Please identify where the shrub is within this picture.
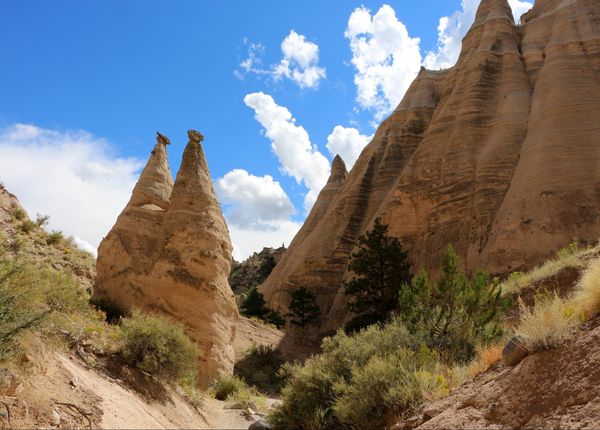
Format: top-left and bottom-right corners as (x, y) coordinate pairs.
(18, 220), (36, 234)
(572, 256), (600, 319)
(400, 246), (511, 363)
(120, 310), (198, 384)
(235, 344), (284, 394)
(12, 207), (26, 220)
(287, 287), (320, 328)
(240, 286), (285, 328)
(46, 230), (64, 245)
(344, 218), (412, 332)
(269, 320), (448, 430)
(34, 213), (50, 228)
(210, 374), (266, 409)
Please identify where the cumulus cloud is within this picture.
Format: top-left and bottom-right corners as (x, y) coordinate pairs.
(238, 31), (326, 89)
(0, 124), (142, 255)
(243, 92), (331, 211)
(423, 0), (533, 70)
(326, 126), (371, 169)
(345, 5), (422, 121)
(215, 169), (295, 229)
(215, 169), (301, 260)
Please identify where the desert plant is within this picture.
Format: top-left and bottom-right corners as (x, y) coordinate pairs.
(403, 246), (511, 363)
(269, 320), (450, 430)
(240, 285), (268, 319)
(344, 218), (411, 332)
(34, 213), (50, 228)
(287, 287), (320, 329)
(18, 219), (36, 234)
(572, 256), (600, 318)
(516, 292), (579, 351)
(235, 344), (284, 394)
(120, 310), (198, 384)
(46, 230), (64, 245)
(12, 207), (26, 220)
(210, 374), (266, 409)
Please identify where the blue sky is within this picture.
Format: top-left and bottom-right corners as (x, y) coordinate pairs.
(0, 0), (532, 259)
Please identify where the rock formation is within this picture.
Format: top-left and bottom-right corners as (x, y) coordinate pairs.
(260, 0), (600, 332)
(93, 131), (238, 388)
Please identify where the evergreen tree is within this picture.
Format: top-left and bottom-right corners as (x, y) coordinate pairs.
(240, 285), (268, 319)
(287, 287), (321, 328)
(400, 246), (512, 362)
(344, 218), (411, 332)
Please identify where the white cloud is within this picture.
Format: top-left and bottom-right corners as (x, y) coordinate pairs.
(0, 124), (142, 256)
(238, 31), (326, 89)
(423, 0), (533, 70)
(215, 169), (295, 229)
(345, 5), (422, 121)
(215, 169), (301, 260)
(243, 92), (331, 211)
(326, 126), (371, 169)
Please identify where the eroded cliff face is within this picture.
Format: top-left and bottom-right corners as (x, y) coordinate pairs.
(93, 131), (238, 388)
(260, 0), (600, 332)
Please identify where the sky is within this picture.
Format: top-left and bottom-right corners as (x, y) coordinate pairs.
(0, 0), (532, 260)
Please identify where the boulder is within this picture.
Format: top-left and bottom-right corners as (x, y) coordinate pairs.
(502, 336), (530, 366)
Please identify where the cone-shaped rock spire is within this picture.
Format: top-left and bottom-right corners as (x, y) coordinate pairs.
(327, 154), (348, 186)
(94, 129), (238, 389)
(128, 132), (174, 210)
(474, 0), (514, 25)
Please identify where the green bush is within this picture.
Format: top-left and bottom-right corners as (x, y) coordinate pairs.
(399, 246), (512, 363)
(269, 320), (447, 430)
(46, 230), (64, 245)
(120, 310), (198, 384)
(240, 286), (285, 328)
(210, 374), (249, 400)
(12, 207), (26, 220)
(235, 344), (284, 394)
(18, 219), (36, 234)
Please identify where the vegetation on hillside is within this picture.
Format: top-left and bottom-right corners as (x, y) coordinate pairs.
(286, 287), (321, 329)
(270, 241), (511, 429)
(240, 285), (285, 328)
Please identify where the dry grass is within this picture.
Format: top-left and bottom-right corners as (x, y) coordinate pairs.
(464, 342), (504, 379)
(572, 256), (600, 319)
(516, 293), (580, 351)
(500, 242), (600, 295)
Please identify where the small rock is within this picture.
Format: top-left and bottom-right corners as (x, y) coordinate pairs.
(502, 336), (530, 366)
(0, 368), (21, 396)
(390, 415), (422, 430)
(51, 409), (61, 426)
(69, 378), (80, 388)
(249, 418), (271, 430)
(91, 346), (106, 357)
(422, 406), (443, 421)
(0, 409), (6, 418)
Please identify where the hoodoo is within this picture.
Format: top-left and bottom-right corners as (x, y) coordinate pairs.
(93, 130), (238, 388)
(260, 0), (600, 332)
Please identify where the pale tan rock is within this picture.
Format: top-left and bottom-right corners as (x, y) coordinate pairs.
(261, 0), (600, 332)
(93, 131), (238, 388)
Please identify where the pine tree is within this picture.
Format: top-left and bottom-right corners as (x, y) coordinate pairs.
(287, 287), (320, 328)
(344, 218), (411, 332)
(240, 285), (268, 319)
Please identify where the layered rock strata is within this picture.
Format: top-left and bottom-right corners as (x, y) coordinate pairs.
(94, 131), (238, 387)
(260, 0), (600, 332)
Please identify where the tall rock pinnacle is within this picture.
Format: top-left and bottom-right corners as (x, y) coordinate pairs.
(128, 132), (174, 210)
(94, 130), (238, 388)
(261, 0), (600, 333)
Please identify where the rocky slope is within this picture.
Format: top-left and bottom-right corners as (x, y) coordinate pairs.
(229, 246), (286, 297)
(93, 131), (238, 388)
(260, 0), (600, 332)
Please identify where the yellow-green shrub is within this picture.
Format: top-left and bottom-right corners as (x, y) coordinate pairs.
(120, 310), (198, 384)
(269, 321), (448, 430)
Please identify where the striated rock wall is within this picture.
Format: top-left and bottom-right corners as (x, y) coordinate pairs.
(260, 0), (600, 332)
(93, 131), (238, 388)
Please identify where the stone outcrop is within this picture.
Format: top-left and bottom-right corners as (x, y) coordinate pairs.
(93, 131), (238, 388)
(260, 0), (600, 332)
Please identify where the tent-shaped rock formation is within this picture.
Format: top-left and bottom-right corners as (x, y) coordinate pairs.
(260, 0), (600, 332)
(93, 130), (238, 388)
